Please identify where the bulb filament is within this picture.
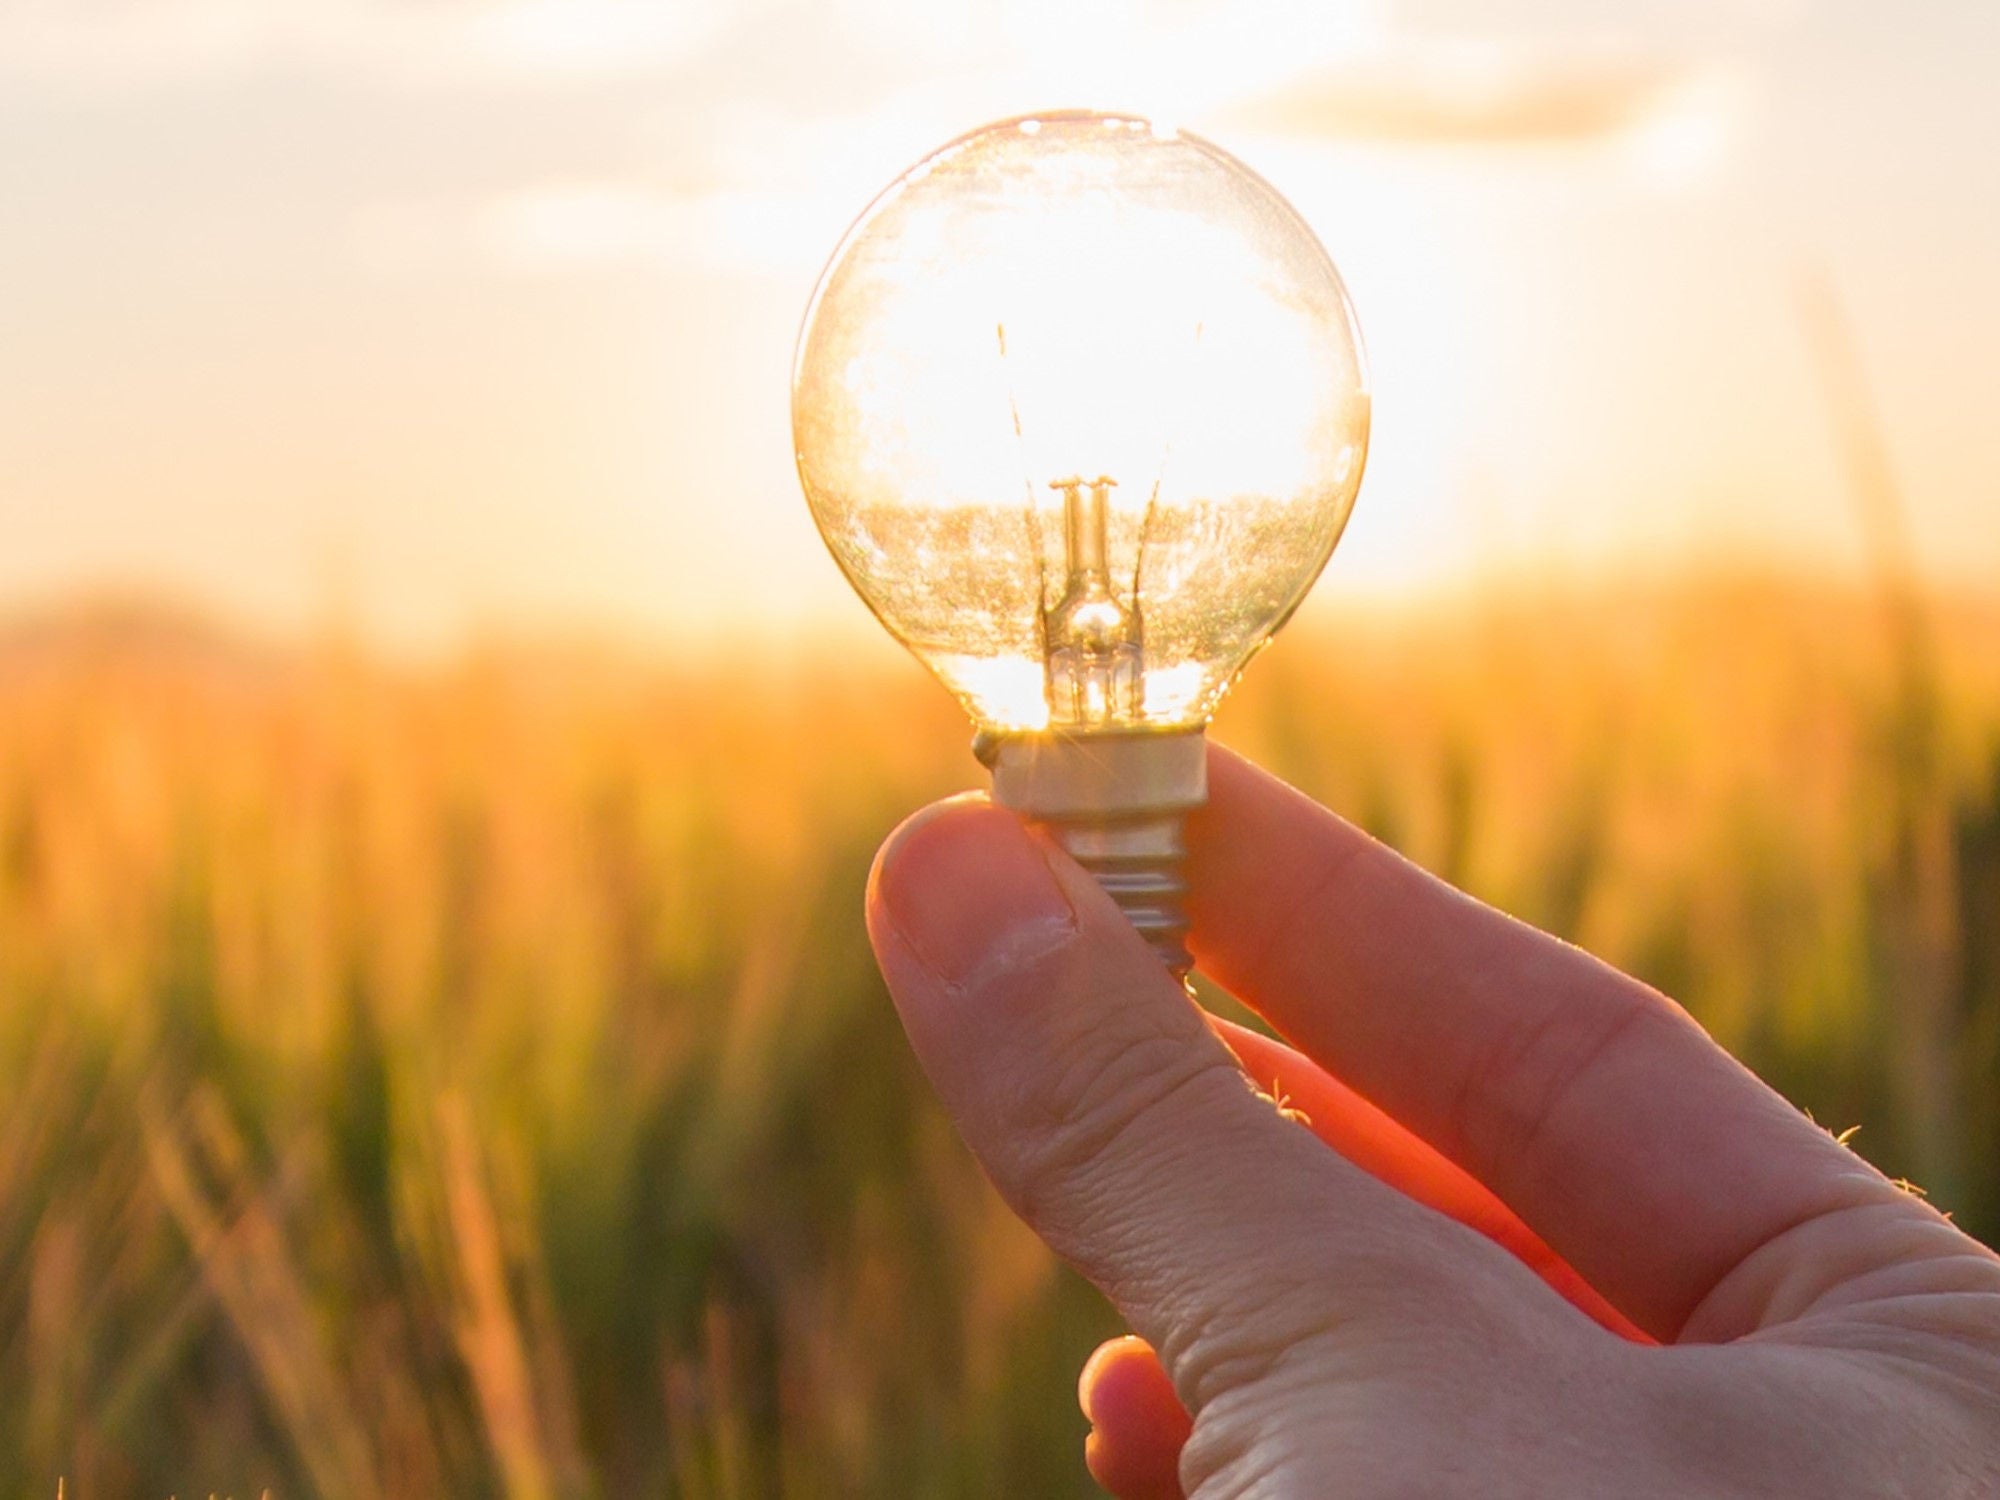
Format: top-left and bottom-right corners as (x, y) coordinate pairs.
(1044, 475), (1143, 726)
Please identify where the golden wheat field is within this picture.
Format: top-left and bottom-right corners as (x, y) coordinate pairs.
(2, 572), (1998, 1496)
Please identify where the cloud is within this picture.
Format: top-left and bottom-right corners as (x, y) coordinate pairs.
(1624, 66), (1748, 187)
(0, 0), (730, 93)
(349, 178), (848, 280)
(473, 183), (685, 273)
(349, 100), (988, 281)
(1224, 43), (1720, 146)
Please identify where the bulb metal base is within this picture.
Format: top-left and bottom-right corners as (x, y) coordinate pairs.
(979, 728), (1207, 977)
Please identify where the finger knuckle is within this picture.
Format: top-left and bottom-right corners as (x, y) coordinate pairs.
(1001, 1022), (1232, 1215)
(1452, 971), (1670, 1187)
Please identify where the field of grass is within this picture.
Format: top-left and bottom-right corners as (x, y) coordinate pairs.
(1, 573), (1997, 1496)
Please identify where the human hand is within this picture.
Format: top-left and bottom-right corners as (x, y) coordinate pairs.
(866, 748), (2000, 1498)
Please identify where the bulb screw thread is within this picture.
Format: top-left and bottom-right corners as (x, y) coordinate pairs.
(1043, 810), (1193, 975)
(980, 727), (1207, 979)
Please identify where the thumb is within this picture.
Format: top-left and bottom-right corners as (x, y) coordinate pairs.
(866, 796), (1498, 1409)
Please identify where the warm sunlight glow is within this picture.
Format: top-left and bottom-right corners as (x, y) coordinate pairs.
(473, 0), (724, 76)
(4, 0), (1997, 649)
(794, 114), (1367, 732)
(833, 158), (1341, 512)
(6, 9), (2000, 1486)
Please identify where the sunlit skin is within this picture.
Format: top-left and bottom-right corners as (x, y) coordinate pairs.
(1074, 1018), (1648, 1497)
(866, 747), (2000, 1497)
(1076, 1005), (1655, 1500)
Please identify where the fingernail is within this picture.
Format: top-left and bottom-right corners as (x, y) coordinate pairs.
(872, 798), (1078, 990)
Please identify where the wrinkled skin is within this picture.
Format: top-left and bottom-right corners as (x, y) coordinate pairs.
(867, 748), (2000, 1499)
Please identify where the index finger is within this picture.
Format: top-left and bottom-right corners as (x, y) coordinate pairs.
(1188, 746), (1913, 1340)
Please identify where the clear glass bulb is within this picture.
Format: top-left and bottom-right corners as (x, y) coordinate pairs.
(793, 110), (1369, 736)
(792, 111), (1369, 971)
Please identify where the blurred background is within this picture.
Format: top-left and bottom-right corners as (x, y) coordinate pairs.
(3, 0), (1998, 1493)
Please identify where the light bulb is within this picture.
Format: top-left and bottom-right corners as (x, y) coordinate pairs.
(793, 111), (1369, 972)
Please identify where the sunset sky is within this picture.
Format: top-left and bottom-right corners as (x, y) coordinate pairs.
(3, 0), (1996, 654)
